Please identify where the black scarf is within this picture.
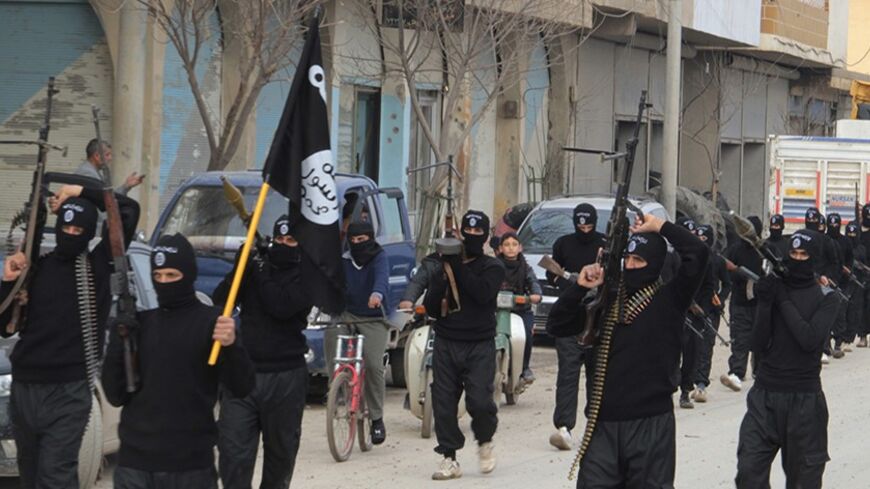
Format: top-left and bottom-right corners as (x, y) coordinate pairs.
(499, 254), (527, 294)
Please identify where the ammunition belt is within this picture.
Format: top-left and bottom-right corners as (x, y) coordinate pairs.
(569, 278), (663, 480)
(76, 253), (100, 391)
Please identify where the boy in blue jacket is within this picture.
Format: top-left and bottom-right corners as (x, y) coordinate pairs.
(326, 220), (391, 445)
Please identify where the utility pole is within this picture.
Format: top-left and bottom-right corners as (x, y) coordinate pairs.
(661, 0), (681, 218)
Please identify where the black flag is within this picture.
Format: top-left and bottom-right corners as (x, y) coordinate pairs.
(263, 13), (345, 314)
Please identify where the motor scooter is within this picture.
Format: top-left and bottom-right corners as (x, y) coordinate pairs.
(494, 291), (528, 405)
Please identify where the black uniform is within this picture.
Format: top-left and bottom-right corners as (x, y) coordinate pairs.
(548, 222), (709, 488)
(103, 234), (255, 489)
(545, 203), (605, 434)
(423, 211), (505, 461)
(212, 217), (312, 489)
(693, 225), (732, 391)
(860, 204), (870, 344)
(736, 230), (837, 489)
(546, 203), (606, 291)
(826, 214), (854, 351)
(844, 223), (866, 346)
(0, 189), (138, 489)
(764, 214), (789, 259)
(723, 218), (764, 383)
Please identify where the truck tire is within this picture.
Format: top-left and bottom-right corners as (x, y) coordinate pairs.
(648, 186), (729, 252)
(78, 394), (103, 489)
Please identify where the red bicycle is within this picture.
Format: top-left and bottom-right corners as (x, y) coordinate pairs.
(311, 310), (386, 462)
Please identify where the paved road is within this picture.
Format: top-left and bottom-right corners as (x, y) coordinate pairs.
(3, 337), (869, 488)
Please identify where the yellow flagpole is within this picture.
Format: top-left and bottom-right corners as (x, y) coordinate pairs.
(208, 181), (271, 365)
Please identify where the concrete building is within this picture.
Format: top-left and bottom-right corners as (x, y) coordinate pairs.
(0, 0), (862, 235)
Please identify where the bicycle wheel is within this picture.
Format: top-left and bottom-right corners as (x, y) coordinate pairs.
(421, 369), (434, 439)
(358, 388), (373, 452)
(326, 370), (356, 462)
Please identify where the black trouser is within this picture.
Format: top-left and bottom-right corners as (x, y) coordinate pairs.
(844, 283), (863, 344)
(863, 288), (870, 336)
(553, 336), (585, 431)
(728, 303), (756, 380)
(832, 288), (850, 346)
(432, 336), (498, 455)
(576, 411), (675, 489)
(694, 312), (720, 388)
(681, 317), (700, 393)
(736, 387), (829, 489)
(11, 380), (91, 489)
(114, 465), (217, 489)
(219, 367), (308, 489)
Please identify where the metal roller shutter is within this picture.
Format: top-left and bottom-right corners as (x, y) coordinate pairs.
(158, 10), (222, 211)
(0, 0), (113, 232)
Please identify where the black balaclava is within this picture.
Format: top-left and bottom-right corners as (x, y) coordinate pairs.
(696, 224), (715, 249)
(805, 207), (821, 230)
(784, 231), (818, 288)
(748, 216), (763, 238)
(573, 203), (598, 244)
(347, 221), (382, 266)
(54, 198), (98, 260)
(461, 210), (490, 257)
(623, 232), (667, 291)
(769, 214), (785, 240)
(826, 213), (842, 238)
(151, 233), (198, 309)
(817, 214), (826, 233)
(270, 215), (300, 268)
(846, 222), (860, 246)
(862, 204), (870, 228)
(676, 217), (697, 233)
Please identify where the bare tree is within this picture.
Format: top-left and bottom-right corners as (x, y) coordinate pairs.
(351, 0), (578, 257)
(134, 0), (323, 171)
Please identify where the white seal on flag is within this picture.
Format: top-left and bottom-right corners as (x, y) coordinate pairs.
(154, 252), (166, 267)
(64, 210), (74, 223)
(627, 240), (637, 253)
(300, 149), (339, 225)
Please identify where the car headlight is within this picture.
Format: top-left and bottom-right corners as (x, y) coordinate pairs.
(0, 375), (12, 396)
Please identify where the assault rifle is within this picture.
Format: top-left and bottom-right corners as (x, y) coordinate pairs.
(0, 78), (59, 333)
(93, 106), (139, 392)
(579, 91), (651, 346)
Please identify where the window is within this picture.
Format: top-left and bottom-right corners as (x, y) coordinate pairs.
(353, 88), (381, 181)
(408, 90), (440, 221)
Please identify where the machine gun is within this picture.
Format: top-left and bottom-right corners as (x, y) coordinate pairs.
(93, 106), (139, 393)
(579, 91), (651, 346)
(0, 78), (60, 333)
(568, 91), (651, 481)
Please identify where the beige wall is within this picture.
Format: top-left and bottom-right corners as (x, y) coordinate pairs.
(848, 2), (870, 76)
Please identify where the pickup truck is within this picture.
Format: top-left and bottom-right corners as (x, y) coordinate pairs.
(150, 170), (416, 378)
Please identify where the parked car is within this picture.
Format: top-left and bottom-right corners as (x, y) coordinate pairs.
(150, 170), (416, 380)
(516, 194), (670, 335)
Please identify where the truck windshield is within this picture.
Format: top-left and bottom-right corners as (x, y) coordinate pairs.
(160, 186), (287, 256)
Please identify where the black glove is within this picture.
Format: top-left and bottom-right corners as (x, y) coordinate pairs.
(754, 275), (781, 303)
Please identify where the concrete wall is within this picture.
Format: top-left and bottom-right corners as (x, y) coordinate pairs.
(692, 0), (760, 46)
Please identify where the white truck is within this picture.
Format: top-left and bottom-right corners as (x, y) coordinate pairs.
(768, 120), (870, 232)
